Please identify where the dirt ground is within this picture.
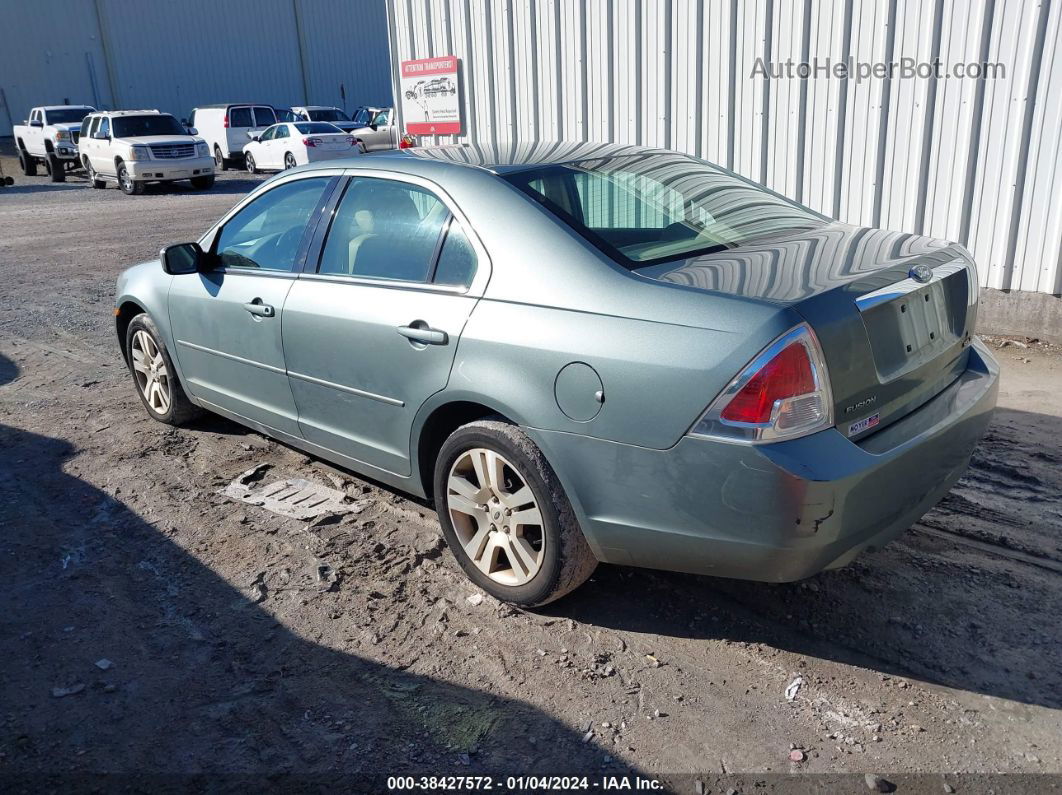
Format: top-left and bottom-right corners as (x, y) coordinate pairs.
(1, 149), (1060, 791)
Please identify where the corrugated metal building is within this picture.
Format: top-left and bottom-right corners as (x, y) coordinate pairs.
(387, 0), (1062, 333)
(0, 0), (392, 136)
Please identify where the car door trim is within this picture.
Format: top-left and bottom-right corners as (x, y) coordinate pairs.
(286, 369), (405, 407)
(176, 339), (287, 375)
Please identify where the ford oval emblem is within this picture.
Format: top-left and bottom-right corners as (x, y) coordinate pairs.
(909, 264), (933, 283)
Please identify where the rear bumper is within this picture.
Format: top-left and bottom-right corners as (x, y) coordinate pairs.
(529, 339), (999, 582)
(126, 157), (214, 181)
(307, 148), (359, 162)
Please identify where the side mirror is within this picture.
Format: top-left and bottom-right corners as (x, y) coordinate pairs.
(160, 242), (204, 275)
(187, 126), (198, 135)
(30, 119), (43, 128)
(369, 123), (378, 131)
(92, 131), (109, 140)
(251, 135), (260, 142)
(181, 118), (189, 125)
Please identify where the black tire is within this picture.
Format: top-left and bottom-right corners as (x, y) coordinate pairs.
(214, 146), (228, 172)
(47, 153), (65, 182)
(125, 313), (201, 426)
(283, 152), (296, 170)
(433, 420), (598, 607)
(190, 175), (215, 190)
(84, 159), (106, 189)
(18, 149), (37, 177)
(245, 153), (258, 174)
(116, 162), (143, 195)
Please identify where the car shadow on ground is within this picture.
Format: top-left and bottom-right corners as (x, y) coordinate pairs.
(0, 176), (264, 198)
(0, 354), (638, 781)
(543, 406), (1062, 712)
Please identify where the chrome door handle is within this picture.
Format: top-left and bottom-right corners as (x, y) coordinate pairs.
(397, 324), (448, 345)
(243, 300), (275, 318)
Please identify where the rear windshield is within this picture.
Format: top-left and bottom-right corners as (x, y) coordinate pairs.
(503, 152), (826, 268)
(45, 108), (93, 125)
(229, 106), (276, 128)
(112, 114), (186, 138)
(307, 108), (349, 122)
(294, 122), (344, 134)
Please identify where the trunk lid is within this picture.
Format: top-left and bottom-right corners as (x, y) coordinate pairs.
(637, 222), (979, 440)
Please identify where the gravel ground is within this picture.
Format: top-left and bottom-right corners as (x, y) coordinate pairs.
(1, 149), (1060, 790)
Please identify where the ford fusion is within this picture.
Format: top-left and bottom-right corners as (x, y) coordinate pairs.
(114, 143), (998, 606)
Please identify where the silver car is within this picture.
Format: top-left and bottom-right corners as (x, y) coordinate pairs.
(115, 142), (999, 606)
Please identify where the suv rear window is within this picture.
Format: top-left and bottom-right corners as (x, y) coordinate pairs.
(503, 152), (826, 269)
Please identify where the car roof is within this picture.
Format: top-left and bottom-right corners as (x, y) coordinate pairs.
(281, 142), (680, 181)
(91, 109), (163, 117)
(41, 105), (94, 111)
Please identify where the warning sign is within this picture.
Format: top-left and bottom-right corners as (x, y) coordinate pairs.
(400, 56), (461, 135)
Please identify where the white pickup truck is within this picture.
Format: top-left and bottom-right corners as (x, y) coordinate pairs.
(13, 105), (96, 182)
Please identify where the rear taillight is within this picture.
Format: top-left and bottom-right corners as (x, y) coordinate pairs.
(303, 137), (320, 147)
(345, 136), (356, 147)
(223, 116), (229, 128)
(691, 324), (833, 443)
(399, 133), (416, 149)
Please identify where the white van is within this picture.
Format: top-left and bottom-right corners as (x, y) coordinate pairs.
(186, 104), (278, 170)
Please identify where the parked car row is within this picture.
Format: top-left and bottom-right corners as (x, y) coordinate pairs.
(11, 102), (403, 193)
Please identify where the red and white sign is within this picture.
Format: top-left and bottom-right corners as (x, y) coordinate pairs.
(400, 56), (461, 135)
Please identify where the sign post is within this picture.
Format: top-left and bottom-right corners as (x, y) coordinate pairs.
(400, 56), (461, 136)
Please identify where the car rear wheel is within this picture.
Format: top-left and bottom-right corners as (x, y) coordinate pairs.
(434, 420), (598, 607)
(245, 153), (257, 174)
(18, 149), (37, 177)
(126, 314), (201, 426)
(284, 152), (296, 170)
(85, 159), (105, 189)
(214, 146), (228, 171)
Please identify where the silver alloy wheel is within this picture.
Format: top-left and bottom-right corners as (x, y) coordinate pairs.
(284, 153), (296, 169)
(246, 154), (255, 173)
(130, 329), (172, 415)
(446, 448), (545, 586)
(119, 165), (133, 192)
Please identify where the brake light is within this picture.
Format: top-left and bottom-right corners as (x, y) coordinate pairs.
(303, 137), (320, 147)
(691, 324), (833, 443)
(223, 116), (229, 128)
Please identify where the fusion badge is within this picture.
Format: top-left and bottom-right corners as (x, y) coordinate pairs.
(848, 412), (881, 436)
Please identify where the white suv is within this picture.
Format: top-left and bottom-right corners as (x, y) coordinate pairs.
(80, 110), (214, 195)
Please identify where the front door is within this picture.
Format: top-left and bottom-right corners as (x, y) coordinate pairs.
(362, 109), (393, 150)
(167, 175), (334, 435)
(282, 176), (482, 475)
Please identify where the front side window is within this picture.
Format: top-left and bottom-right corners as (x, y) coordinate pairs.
(274, 125), (289, 139)
(228, 107), (253, 128)
(374, 109), (390, 126)
(504, 152), (826, 268)
(254, 107), (277, 127)
(84, 117), (98, 137)
(98, 117), (110, 137)
(112, 114), (185, 138)
(259, 126), (276, 142)
(318, 178), (448, 282)
(214, 178), (330, 271)
(352, 107), (372, 126)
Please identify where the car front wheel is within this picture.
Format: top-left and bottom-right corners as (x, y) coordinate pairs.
(245, 153), (257, 174)
(125, 314), (201, 425)
(434, 420), (597, 606)
(117, 162), (143, 195)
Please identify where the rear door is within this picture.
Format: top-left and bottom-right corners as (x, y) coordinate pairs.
(281, 174), (486, 475)
(168, 174), (337, 434)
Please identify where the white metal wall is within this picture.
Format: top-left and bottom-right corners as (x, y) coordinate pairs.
(0, 0), (393, 136)
(388, 0), (1062, 297)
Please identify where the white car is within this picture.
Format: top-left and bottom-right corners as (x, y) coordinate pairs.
(242, 122), (363, 172)
(79, 110), (214, 195)
(186, 104), (278, 170)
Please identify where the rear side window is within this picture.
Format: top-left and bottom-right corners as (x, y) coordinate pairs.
(432, 222), (477, 287)
(228, 107), (252, 128)
(318, 178), (448, 282)
(214, 177), (331, 271)
(254, 107), (276, 127)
